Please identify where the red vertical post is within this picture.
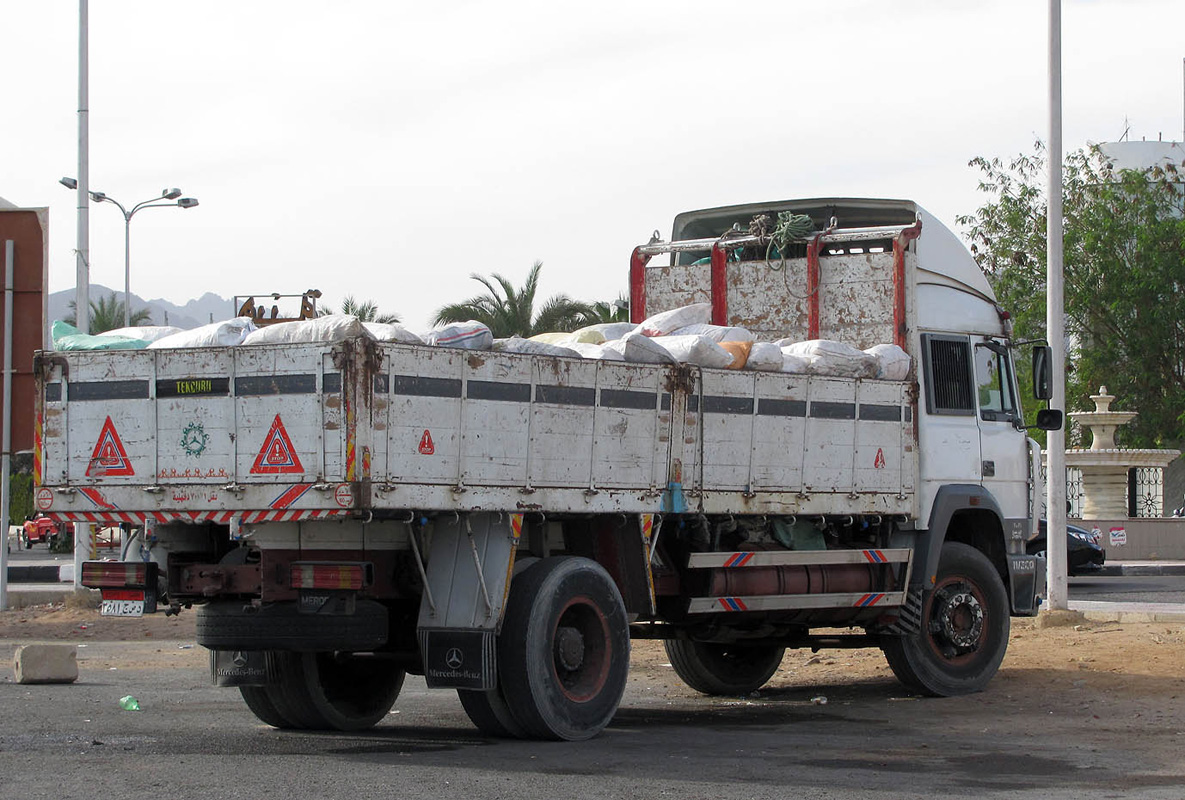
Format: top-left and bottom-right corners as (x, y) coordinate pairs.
(629, 246), (651, 324)
(709, 244), (728, 326)
(806, 235), (822, 340)
(892, 220), (923, 348)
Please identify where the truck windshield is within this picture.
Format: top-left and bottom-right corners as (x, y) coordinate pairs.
(974, 342), (1018, 422)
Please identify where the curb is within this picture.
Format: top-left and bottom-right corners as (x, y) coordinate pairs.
(5, 565), (75, 584)
(1096, 563), (1185, 577)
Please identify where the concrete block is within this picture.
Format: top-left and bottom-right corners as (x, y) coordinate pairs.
(13, 644), (78, 684)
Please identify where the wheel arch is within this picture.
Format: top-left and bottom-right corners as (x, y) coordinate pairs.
(923, 485), (1009, 600)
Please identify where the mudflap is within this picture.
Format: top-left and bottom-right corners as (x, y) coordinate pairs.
(1007, 552), (1045, 616)
(418, 628), (495, 689)
(414, 512), (521, 689)
(210, 649), (278, 687)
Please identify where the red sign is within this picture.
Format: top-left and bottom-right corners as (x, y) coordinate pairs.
(418, 430), (435, 455)
(250, 415), (304, 474)
(874, 448), (886, 469)
(86, 416), (134, 476)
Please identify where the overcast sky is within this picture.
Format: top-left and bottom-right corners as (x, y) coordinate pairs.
(2, 1), (1183, 331)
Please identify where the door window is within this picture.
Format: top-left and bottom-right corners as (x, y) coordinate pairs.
(975, 342), (1017, 422)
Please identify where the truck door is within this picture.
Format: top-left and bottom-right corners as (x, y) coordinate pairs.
(973, 340), (1030, 527)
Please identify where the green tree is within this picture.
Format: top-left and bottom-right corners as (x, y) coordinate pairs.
(958, 141), (1185, 448)
(432, 261), (595, 338)
(580, 292), (631, 325)
(319, 295), (400, 324)
(65, 293), (152, 333)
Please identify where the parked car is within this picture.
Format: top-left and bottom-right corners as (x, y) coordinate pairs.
(1027, 520), (1105, 575)
(20, 515), (69, 549)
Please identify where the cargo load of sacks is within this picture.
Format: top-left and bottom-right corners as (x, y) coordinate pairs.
(49, 303), (910, 380)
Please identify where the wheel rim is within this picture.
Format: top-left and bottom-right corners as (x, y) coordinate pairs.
(551, 596), (611, 703)
(924, 577), (988, 663)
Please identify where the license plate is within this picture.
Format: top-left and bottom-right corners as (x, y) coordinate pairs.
(101, 589), (145, 617)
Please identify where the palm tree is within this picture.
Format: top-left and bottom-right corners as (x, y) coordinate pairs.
(65, 293), (152, 333)
(580, 292), (631, 325)
(433, 262), (594, 338)
(319, 295), (400, 324)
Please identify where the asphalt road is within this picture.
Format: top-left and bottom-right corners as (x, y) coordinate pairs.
(1071, 574), (1185, 605)
(1, 640), (1183, 800)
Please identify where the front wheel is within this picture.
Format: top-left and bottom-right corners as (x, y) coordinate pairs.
(498, 557), (630, 741)
(881, 542), (1010, 696)
(664, 640), (785, 695)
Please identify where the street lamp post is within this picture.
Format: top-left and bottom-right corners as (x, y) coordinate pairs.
(59, 178), (199, 328)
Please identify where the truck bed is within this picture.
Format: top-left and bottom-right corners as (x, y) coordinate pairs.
(35, 340), (917, 524)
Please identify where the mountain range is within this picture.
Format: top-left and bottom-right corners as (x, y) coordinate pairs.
(48, 285), (238, 330)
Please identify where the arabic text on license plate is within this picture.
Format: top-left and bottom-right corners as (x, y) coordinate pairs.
(100, 598), (144, 617)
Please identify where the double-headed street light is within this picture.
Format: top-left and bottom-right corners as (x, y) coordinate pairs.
(60, 178), (199, 328)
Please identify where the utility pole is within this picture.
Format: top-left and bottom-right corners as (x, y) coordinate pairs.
(1046, 0), (1069, 610)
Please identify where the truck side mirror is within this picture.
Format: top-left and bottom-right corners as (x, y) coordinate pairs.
(1035, 408), (1063, 431)
(1032, 345), (1053, 400)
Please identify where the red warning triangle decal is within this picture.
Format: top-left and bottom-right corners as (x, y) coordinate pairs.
(251, 414), (305, 475)
(87, 416), (135, 476)
(418, 430), (435, 455)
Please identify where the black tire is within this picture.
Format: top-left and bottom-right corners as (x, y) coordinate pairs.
(663, 640), (785, 695)
(265, 651), (404, 731)
(457, 685), (528, 739)
(498, 557), (630, 741)
(196, 601), (388, 652)
(239, 684), (294, 728)
(881, 542), (1010, 697)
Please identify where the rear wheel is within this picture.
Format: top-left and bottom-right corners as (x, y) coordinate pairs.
(663, 640), (785, 695)
(239, 684), (293, 728)
(498, 557), (630, 741)
(881, 542), (1010, 696)
(457, 683), (528, 738)
(265, 651), (405, 731)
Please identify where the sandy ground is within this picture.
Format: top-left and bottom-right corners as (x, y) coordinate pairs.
(2, 599), (1182, 698)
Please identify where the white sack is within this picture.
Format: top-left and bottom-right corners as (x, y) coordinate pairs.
(865, 344), (911, 380)
(651, 335), (734, 369)
(148, 317), (257, 349)
(744, 342), (784, 371)
(670, 323), (755, 343)
(493, 337), (580, 358)
(363, 322), (424, 345)
(781, 339), (878, 378)
(567, 342), (625, 361)
(421, 321), (493, 350)
(779, 352), (811, 374)
(635, 303), (712, 337)
(102, 325), (183, 343)
(602, 332), (676, 364)
(527, 331), (575, 345)
(569, 322), (636, 343)
(242, 314), (369, 346)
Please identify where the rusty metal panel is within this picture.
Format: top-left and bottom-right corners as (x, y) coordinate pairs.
(802, 378), (857, 493)
(384, 346), (464, 485)
(750, 373), (809, 492)
(589, 362), (668, 490)
(153, 348), (236, 484)
(854, 380), (909, 495)
(696, 370), (755, 491)
(461, 352), (532, 487)
(528, 357), (598, 489)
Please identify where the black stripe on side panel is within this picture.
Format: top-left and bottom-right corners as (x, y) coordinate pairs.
(905, 407), (913, 422)
(68, 380), (150, 401)
(687, 395), (700, 413)
(393, 375), (462, 398)
(44, 383), (62, 402)
(374, 374), (390, 393)
(156, 377), (231, 398)
(809, 401), (856, 420)
(536, 385), (596, 406)
(323, 373), (342, 393)
(757, 398), (806, 417)
(235, 374), (317, 396)
(468, 380), (531, 402)
(661, 393), (671, 411)
(702, 396), (754, 415)
(860, 403), (902, 422)
(600, 389), (657, 410)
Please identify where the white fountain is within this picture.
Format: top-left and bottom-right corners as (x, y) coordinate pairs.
(1065, 386), (1180, 518)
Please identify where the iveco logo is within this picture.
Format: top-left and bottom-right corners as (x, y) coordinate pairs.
(445, 647), (464, 670)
